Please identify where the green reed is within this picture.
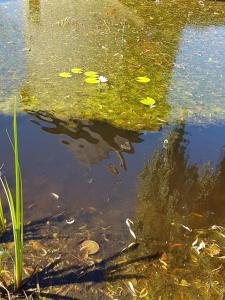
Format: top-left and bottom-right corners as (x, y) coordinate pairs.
(0, 102), (23, 291)
(0, 197), (6, 235)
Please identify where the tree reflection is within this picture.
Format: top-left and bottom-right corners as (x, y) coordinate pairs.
(29, 0), (41, 23)
(136, 124), (225, 251)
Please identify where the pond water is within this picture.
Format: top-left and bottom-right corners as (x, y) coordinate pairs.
(0, 0), (225, 299)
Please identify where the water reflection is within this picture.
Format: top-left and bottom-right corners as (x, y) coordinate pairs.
(111, 124), (225, 298)
(136, 124), (225, 250)
(27, 110), (143, 165)
(0, 0), (26, 98)
(29, 0), (41, 23)
(1, 0), (224, 129)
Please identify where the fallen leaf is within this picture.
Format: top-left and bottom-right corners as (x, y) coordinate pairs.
(66, 217), (75, 225)
(128, 281), (137, 296)
(179, 279), (191, 287)
(80, 240), (100, 255)
(51, 193), (59, 200)
(108, 164), (120, 175)
(207, 243), (220, 257)
(126, 218), (136, 240)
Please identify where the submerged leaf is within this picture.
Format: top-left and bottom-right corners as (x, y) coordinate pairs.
(58, 72), (72, 78)
(207, 243), (221, 257)
(179, 279), (191, 287)
(80, 240), (100, 255)
(140, 97), (156, 106)
(71, 68), (83, 74)
(84, 71), (99, 77)
(136, 76), (151, 83)
(85, 77), (100, 84)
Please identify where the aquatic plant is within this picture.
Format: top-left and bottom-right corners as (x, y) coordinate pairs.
(0, 102), (23, 291)
(0, 197), (6, 236)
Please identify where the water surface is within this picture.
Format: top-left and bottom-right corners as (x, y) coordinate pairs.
(0, 0), (225, 299)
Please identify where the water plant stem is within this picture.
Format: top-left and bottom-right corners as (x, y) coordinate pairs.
(0, 102), (24, 291)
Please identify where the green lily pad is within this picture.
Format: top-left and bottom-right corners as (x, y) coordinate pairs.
(85, 77), (100, 84)
(58, 72), (72, 78)
(85, 71), (99, 77)
(140, 97), (156, 106)
(71, 68), (83, 74)
(136, 76), (151, 83)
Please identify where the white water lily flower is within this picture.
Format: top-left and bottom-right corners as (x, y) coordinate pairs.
(99, 75), (108, 83)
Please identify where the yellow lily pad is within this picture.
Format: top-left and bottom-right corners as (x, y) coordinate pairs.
(84, 71), (99, 77)
(71, 68), (83, 74)
(80, 240), (100, 255)
(136, 76), (151, 83)
(140, 97), (156, 106)
(85, 77), (100, 84)
(58, 72), (72, 78)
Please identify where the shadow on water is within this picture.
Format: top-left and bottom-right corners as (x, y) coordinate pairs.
(26, 110), (144, 166)
(2, 212), (65, 243)
(22, 243), (161, 300)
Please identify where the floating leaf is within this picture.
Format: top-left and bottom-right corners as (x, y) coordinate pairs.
(85, 77), (100, 84)
(136, 76), (151, 83)
(80, 240), (100, 255)
(71, 68), (83, 74)
(58, 72), (72, 78)
(140, 97), (156, 106)
(84, 71), (98, 77)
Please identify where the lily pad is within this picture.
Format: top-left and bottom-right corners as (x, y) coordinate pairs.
(80, 240), (100, 255)
(136, 76), (151, 83)
(140, 97), (156, 106)
(84, 71), (99, 77)
(85, 77), (100, 84)
(71, 68), (83, 74)
(58, 72), (72, 78)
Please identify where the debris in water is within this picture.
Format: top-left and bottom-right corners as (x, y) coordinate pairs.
(128, 281), (137, 296)
(66, 218), (75, 225)
(192, 238), (205, 255)
(126, 218), (137, 240)
(108, 164), (120, 175)
(181, 224), (192, 232)
(51, 193), (59, 200)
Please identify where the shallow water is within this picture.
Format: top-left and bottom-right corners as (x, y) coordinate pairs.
(0, 0), (225, 299)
